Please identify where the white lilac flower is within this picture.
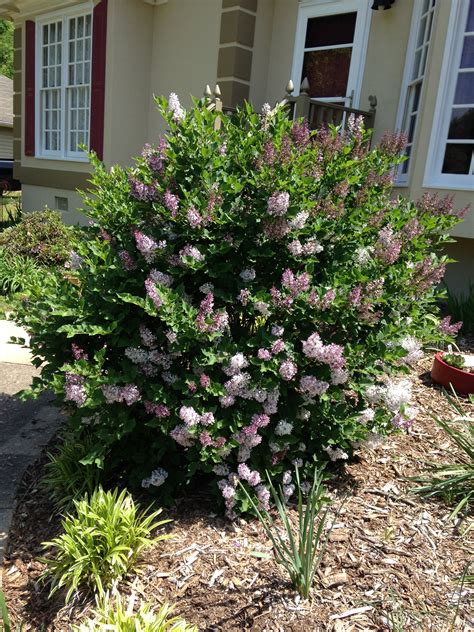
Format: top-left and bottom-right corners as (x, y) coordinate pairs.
(298, 442), (306, 452)
(166, 331), (177, 344)
(331, 368), (349, 385)
(290, 211), (309, 230)
(303, 239), (323, 255)
(220, 394), (235, 408)
(271, 325), (284, 337)
(179, 405), (201, 427)
(324, 446), (349, 462)
(125, 347), (149, 364)
(283, 484), (295, 500)
(282, 471), (292, 485)
(141, 467), (168, 489)
(161, 371), (177, 384)
(354, 246), (374, 265)
(149, 269), (173, 287)
(254, 301), (271, 316)
(237, 446), (251, 462)
(400, 336), (423, 365)
(275, 419), (293, 436)
(68, 251), (84, 270)
(292, 458), (303, 468)
(213, 464), (230, 476)
(358, 408), (376, 425)
(224, 353), (249, 376)
(365, 384), (384, 404)
(168, 92), (185, 121)
(240, 268), (256, 282)
(288, 239), (303, 256)
(297, 408), (311, 421)
(299, 375), (329, 398)
(199, 282), (214, 294)
(383, 379), (412, 412)
(300, 481), (311, 494)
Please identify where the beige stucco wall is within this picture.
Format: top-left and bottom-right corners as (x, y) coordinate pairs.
(103, 0), (154, 168)
(0, 126), (13, 159)
(22, 183), (86, 224)
(444, 239), (474, 297)
(147, 0), (221, 137)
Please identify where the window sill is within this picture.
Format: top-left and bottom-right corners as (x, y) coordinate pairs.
(422, 175), (474, 192)
(34, 155), (90, 164)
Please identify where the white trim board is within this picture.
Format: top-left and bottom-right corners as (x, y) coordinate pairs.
(290, 0), (372, 108)
(423, 0), (474, 192)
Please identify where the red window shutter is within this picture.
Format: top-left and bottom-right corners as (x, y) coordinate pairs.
(90, 0), (108, 161)
(24, 20), (36, 157)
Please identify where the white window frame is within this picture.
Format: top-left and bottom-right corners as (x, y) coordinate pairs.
(395, 0), (436, 186)
(35, 2), (94, 162)
(424, 0), (474, 191)
(290, 0), (372, 108)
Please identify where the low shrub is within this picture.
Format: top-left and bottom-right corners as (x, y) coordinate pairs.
(41, 487), (171, 602)
(0, 209), (73, 266)
(73, 595), (197, 632)
(12, 95), (465, 516)
(42, 434), (103, 510)
(0, 249), (44, 295)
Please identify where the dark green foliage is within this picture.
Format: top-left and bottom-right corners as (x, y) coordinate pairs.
(0, 19), (13, 79)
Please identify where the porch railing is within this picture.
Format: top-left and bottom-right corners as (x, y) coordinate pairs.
(284, 78), (377, 133)
(204, 79), (377, 134)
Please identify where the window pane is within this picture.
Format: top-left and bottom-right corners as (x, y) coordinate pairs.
(417, 17), (427, 47)
(305, 12), (356, 48)
(461, 35), (474, 68)
(442, 143), (473, 174)
(302, 48), (352, 98)
(454, 72), (474, 104)
(401, 146), (411, 174)
(467, 0), (474, 32)
(448, 107), (474, 139)
(408, 113), (417, 142)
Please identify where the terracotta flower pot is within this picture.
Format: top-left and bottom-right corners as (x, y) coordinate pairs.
(431, 352), (474, 395)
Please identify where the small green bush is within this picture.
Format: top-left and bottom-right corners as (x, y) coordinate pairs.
(42, 435), (103, 510)
(0, 209), (72, 266)
(443, 353), (466, 370)
(74, 595), (197, 632)
(0, 249), (44, 296)
(41, 487), (171, 603)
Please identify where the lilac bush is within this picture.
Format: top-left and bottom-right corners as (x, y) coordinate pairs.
(15, 95), (465, 515)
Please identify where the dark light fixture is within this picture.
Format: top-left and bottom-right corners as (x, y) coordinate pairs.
(371, 0), (395, 9)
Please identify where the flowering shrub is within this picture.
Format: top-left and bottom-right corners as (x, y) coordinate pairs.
(15, 95), (465, 516)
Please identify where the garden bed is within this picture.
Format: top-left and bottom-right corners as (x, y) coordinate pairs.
(1, 356), (473, 631)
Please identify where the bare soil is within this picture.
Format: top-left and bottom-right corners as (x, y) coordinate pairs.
(1, 356), (473, 631)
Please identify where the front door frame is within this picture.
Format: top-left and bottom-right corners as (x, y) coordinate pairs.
(290, 0), (372, 107)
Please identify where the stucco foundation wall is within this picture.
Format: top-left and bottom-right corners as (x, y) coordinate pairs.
(147, 0), (221, 137)
(22, 184), (87, 224)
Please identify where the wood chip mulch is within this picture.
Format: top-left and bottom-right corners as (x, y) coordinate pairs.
(1, 355), (473, 631)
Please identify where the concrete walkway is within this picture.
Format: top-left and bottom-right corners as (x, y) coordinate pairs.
(0, 320), (63, 563)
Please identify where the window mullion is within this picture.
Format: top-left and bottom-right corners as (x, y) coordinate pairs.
(61, 16), (68, 159)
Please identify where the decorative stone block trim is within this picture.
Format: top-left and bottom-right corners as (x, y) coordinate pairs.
(217, 0), (257, 108)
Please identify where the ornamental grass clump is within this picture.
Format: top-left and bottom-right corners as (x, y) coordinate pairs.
(73, 594), (197, 632)
(13, 94), (466, 515)
(239, 466), (333, 598)
(41, 487), (171, 603)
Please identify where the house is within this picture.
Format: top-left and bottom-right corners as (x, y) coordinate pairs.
(0, 0), (472, 291)
(0, 74), (13, 159)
